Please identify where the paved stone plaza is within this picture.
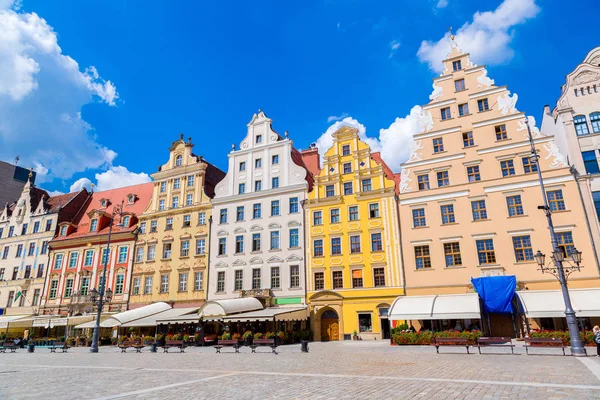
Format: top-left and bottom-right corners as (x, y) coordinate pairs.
(0, 341), (599, 399)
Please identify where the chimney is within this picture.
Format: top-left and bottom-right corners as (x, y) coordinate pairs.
(301, 146), (321, 177)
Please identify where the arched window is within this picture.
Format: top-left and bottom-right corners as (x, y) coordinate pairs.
(590, 112), (600, 133)
(574, 115), (590, 136)
(175, 155), (183, 166)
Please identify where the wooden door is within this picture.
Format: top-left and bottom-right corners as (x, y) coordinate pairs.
(321, 318), (339, 341)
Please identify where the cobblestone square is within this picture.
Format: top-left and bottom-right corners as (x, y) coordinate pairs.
(0, 341), (599, 399)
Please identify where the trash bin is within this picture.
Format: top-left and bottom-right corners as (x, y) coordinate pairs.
(300, 340), (309, 353)
(28, 343), (35, 353)
(150, 342), (157, 353)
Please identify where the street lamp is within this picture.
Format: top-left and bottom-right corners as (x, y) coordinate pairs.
(90, 200), (124, 353)
(525, 118), (587, 357)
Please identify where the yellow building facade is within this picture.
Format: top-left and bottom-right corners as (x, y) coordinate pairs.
(305, 126), (403, 341)
(129, 135), (225, 309)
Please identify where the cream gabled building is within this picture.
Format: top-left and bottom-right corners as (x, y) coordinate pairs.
(129, 135), (225, 309)
(397, 39), (600, 334)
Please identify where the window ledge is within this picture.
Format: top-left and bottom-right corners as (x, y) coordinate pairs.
(414, 268), (434, 272)
(495, 138), (511, 143)
(445, 265), (466, 269)
(194, 254), (206, 257)
(472, 219), (490, 223)
(508, 214), (529, 218)
(515, 261), (537, 265)
(440, 222), (458, 226)
(412, 226), (430, 229)
(161, 258), (171, 262)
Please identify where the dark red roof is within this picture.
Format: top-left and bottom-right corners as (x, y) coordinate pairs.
(371, 152), (400, 195)
(292, 147), (315, 191)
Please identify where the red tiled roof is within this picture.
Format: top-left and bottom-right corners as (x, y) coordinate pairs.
(292, 147), (315, 191)
(371, 152), (400, 195)
(300, 147), (321, 179)
(47, 191), (82, 212)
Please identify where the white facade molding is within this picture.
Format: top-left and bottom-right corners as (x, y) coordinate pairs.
(400, 190), (470, 206)
(483, 175), (574, 194)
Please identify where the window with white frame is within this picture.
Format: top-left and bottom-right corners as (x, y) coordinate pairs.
(115, 274), (125, 294)
(194, 271), (203, 291)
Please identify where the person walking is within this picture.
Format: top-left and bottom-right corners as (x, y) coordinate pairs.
(594, 325), (600, 356)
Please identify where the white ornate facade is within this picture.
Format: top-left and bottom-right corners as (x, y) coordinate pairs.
(208, 111), (313, 306)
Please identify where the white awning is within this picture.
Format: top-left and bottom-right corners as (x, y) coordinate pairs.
(389, 294), (481, 320)
(74, 302), (171, 329)
(198, 298), (263, 318)
(517, 288), (600, 318)
(122, 307), (199, 327)
(0, 315), (31, 329)
(67, 315), (94, 326)
(157, 314), (200, 325)
(222, 306), (308, 322)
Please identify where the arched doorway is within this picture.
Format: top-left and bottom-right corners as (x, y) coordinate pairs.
(320, 309), (339, 341)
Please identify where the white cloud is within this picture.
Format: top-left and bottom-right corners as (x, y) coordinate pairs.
(436, 0), (448, 8)
(46, 190), (64, 197)
(417, 0), (540, 73)
(67, 166), (151, 193)
(69, 177), (93, 193)
(327, 113), (349, 123)
(0, 6), (120, 184)
(389, 40), (400, 59)
(315, 108), (422, 172)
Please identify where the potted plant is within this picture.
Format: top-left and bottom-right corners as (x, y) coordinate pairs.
(254, 332), (263, 340)
(243, 330), (253, 346)
(265, 332), (275, 340)
(232, 333), (241, 344)
(183, 334), (190, 343)
(143, 336), (153, 345)
(156, 334), (165, 346)
(221, 332), (231, 340)
(275, 331), (286, 346)
(353, 330), (359, 340)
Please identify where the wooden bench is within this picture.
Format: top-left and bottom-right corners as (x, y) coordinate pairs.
(49, 342), (70, 353)
(250, 339), (277, 355)
(162, 340), (186, 353)
(434, 337), (470, 354)
(214, 339), (241, 353)
(475, 337), (515, 354)
(119, 340), (145, 353)
(0, 341), (18, 353)
(524, 338), (566, 356)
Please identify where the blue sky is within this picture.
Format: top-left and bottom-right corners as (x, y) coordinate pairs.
(0, 0), (598, 194)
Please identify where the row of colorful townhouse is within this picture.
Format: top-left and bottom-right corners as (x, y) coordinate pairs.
(1, 42), (600, 341)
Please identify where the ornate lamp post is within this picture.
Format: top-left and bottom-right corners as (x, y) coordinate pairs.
(525, 119), (587, 357)
(90, 200), (124, 353)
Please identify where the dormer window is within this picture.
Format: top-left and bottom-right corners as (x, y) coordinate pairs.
(175, 155), (183, 167)
(256, 134), (262, 144)
(90, 219), (98, 232)
(60, 225), (68, 236)
(122, 216), (131, 227)
(99, 198), (110, 209)
(127, 194), (136, 204)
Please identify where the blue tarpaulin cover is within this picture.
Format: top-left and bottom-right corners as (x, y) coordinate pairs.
(471, 276), (517, 314)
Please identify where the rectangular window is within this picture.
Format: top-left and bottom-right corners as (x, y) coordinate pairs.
(28, 243), (35, 256)
(32, 289), (41, 306)
(159, 199), (166, 211)
(352, 269), (363, 288)
(417, 174), (430, 190)
(272, 177), (279, 188)
(272, 154), (279, 165)
(162, 243), (172, 259)
(500, 160), (515, 176)
(271, 200), (280, 216)
(144, 277), (152, 294)
(147, 245), (156, 261)
(463, 131), (474, 147)
(160, 274), (169, 293)
(522, 156), (538, 174)
(252, 233), (261, 252)
(187, 175), (195, 187)
(0, 268), (4, 279)
(548, 190), (566, 212)
(220, 209), (228, 224)
(160, 181), (166, 192)
(477, 98), (489, 112)
(313, 239), (324, 257)
(343, 182), (353, 195)
(507, 195), (524, 216)
(455, 79), (465, 92)
(255, 158), (262, 168)
(239, 161), (246, 171)
(165, 217), (174, 231)
(440, 204), (455, 224)
(183, 214), (191, 227)
(49, 280), (58, 299)
(289, 228), (299, 248)
(255, 180), (262, 191)
(314, 272), (325, 290)
(332, 271), (343, 289)
(290, 265), (300, 288)
(16, 244), (23, 258)
(369, 203), (380, 218)
(412, 208), (426, 227)
(342, 145), (350, 156)
(371, 233), (383, 252)
(21, 223), (28, 235)
(2, 247), (8, 259)
(139, 222), (146, 234)
(234, 270), (243, 291)
(437, 171), (449, 187)
(325, 185), (335, 197)
(196, 239), (206, 256)
(150, 220), (158, 232)
(467, 165), (481, 182)
(476, 239), (496, 265)
(359, 313), (372, 333)
(24, 265), (31, 279)
(373, 267), (385, 287)
(286, 197), (298, 214)
(313, 211), (323, 225)
(452, 60), (462, 71)
(513, 235), (534, 262)
(471, 200), (487, 220)
(115, 274), (125, 294)
(198, 212), (206, 225)
(45, 220), (52, 231)
(238, 183), (246, 194)
(68, 252), (78, 268)
(271, 267), (280, 289)
(54, 254), (63, 269)
(118, 246), (128, 263)
(132, 278), (141, 295)
(80, 277), (89, 296)
(89, 218), (98, 232)
(350, 235), (361, 253)
(343, 162), (352, 174)
(433, 138), (444, 154)
(33, 221), (40, 233)
(235, 235), (244, 253)
(361, 179), (372, 192)
(253, 203), (262, 219)
(270, 231), (280, 250)
(440, 107), (451, 121)
(8, 226), (14, 237)
(178, 273), (187, 292)
(458, 103), (469, 116)
(194, 271), (203, 291)
(218, 238), (227, 255)
(414, 245), (431, 269)
(495, 124), (508, 141)
(330, 208), (340, 223)
(172, 196), (179, 209)
(331, 237), (342, 255)
(181, 240), (190, 257)
(236, 206), (244, 221)
(349, 205), (359, 221)
(444, 242), (462, 267)
(12, 267), (18, 280)
(252, 268), (261, 289)
(186, 193), (193, 206)
(582, 151), (600, 174)
(556, 231), (574, 258)
(173, 178), (181, 189)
